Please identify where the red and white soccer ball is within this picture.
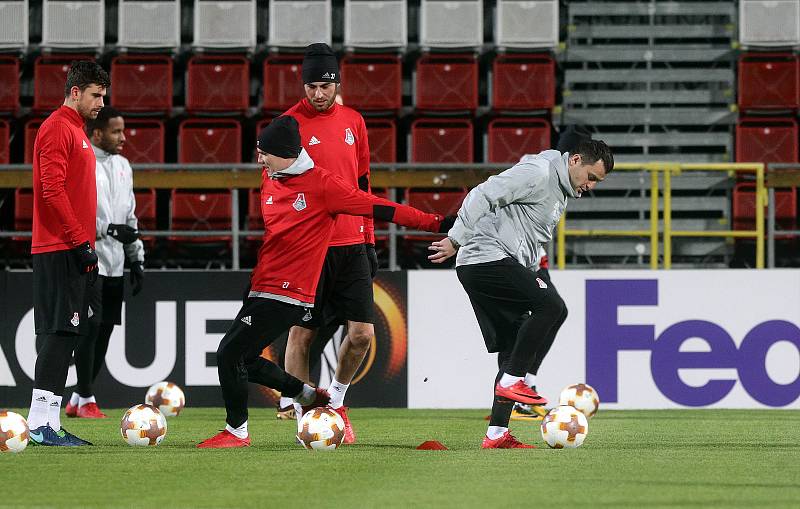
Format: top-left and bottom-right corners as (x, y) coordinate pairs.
(559, 383), (600, 418)
(120, 404), (168, 447)
(145, 381), (186, 417)
(0, 410), (30, 454)
(296, 407), (345, 451)
(541, 405), (589, 449)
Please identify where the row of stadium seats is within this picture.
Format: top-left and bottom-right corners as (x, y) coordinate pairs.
(7, 114), (800, 167)
(0, 0), (558, 52)
(0, 53), (556, 114)
(0, 116), (554, 166)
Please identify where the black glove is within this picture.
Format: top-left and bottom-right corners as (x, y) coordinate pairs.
(365, 243), (378, 279)
(438, 215), (457, 233)
(72, 241), (98, 275)
(107, 223), (139, 244)
(130, 261), (144, 296)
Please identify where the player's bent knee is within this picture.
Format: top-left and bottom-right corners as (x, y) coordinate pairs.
(349, 331), (372, 350)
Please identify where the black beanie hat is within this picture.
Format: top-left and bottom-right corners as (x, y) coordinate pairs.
(302, 42), (340, 84)
(257, 116), (301, 159)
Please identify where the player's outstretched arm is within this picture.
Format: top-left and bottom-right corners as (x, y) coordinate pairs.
(322, 172), (451, 233)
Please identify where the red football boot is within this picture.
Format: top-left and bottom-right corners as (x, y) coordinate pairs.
(300, 388), (331, 414)
(77, 402), (108, 419)
(494, 381), (548, 405)
(481, 431), (536, 449)
(65, 401), (78, 418)
(332, 406), (356, 444)
(197, 430), (251, 449)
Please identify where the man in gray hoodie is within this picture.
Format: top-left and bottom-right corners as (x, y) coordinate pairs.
(428, 139), (613, 448)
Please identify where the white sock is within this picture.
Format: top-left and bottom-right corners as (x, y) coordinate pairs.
(279, 396), (293, 410)
(293, 384), (316, 405)
(27, 389), (53, 430)
(78, 395), (96, 407)
(524, 373), (537, 388)
(293, 402), (304, 433)
(225, 421), (248, 439)
(48, 395), (63, 432)
(327, 379), (349, 409)
(69, 392), (79, 407)
(487, 426), (508, 440)
(499, 373), (524, 388)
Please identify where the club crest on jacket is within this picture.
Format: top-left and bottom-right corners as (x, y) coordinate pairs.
(293, 193), (307, 211)
(344, 128), (355, 146)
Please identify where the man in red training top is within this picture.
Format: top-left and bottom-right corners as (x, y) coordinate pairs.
(281, 43), (377, 441)
(197, 116), (451, 448)
(27, 61), (110, 447)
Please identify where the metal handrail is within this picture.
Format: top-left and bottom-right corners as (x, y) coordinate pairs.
(556, 162), (766, 269)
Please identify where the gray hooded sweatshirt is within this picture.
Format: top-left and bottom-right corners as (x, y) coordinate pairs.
(448, 150), (579, 270)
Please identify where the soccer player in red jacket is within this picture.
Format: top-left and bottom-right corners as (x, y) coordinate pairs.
(27, 61), (110, 447)
(280, 43), (382, 441)
(197, 116), (452, 448)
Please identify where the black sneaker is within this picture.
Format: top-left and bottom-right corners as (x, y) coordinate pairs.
(28, 425), (81, 446)
(60, 427), (93, 446)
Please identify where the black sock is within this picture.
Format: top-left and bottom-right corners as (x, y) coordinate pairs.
(34, 332), (78, 395)
(488, 351), (514, 429)
(74, 320), (99, 397)
(91, 323), (114, 382)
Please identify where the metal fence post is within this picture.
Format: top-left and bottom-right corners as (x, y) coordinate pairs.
(231, 189), (240, 270)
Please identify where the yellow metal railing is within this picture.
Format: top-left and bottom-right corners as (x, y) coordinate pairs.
(556, 162), (766, 270)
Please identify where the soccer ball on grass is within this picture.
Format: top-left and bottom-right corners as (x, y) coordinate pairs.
(0, 410), (29, 453)
(559, 383), (599, 418)
(120, 404), (167, 447)
(541, 405), (589, 449)
(145, 381), (186, 417)
(296, 407), (345, 451)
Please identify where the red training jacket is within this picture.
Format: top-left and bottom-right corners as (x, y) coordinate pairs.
(32, 105), (97, 254)
(283, 98), (374, 246)
(249, 152), (441, 307)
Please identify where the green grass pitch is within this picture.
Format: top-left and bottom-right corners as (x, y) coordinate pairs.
(3, 408), (799, 508)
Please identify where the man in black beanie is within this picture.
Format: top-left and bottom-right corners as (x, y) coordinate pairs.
(197, 117), (451, 448)
(279, 43), (377, 444)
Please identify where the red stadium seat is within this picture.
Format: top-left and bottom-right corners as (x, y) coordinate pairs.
(415, 54), (478, 111)
(492, 54), (555, 111)
(404, 189), (467, 241)
(738, 53), (799, 110)
(411, 118), (474, 163)
(186, 55), (249, 113)
(134, 189), (157, 248)
(169, 190), (232, 244)
(487, 118), (551, 163)
(24, 118), (46, 164)
(178, 119), (242, 163)
(340, 54), (401, 111)
(124, 119), (165, 164)
(735, 117), (799, 164)
(34, 55), (94, 113)
(0, 119), (8, 164)
(263, 55), (304, 112)
(365, 118), (397, 163)
(111, 55), (173, 112)
(0, 56), (20, 113)
(13, 189), (33, 248)
(733, 183), (796, 231)
(175, 119), (239, 248)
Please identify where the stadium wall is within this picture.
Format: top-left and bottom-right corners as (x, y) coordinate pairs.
(1, 270), (798, 410)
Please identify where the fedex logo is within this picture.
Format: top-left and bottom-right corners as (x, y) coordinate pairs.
(586, 280), (800, 407)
